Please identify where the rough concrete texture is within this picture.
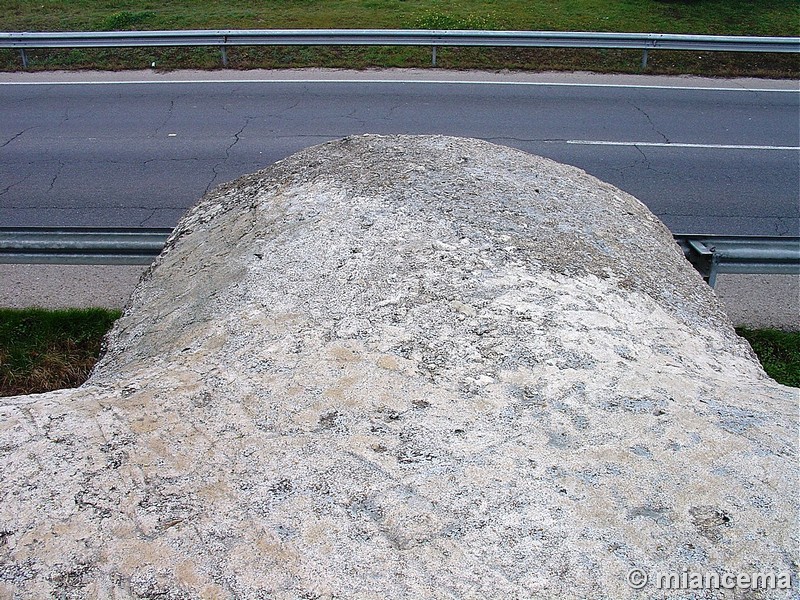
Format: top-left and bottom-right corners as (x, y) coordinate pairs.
(1, 135), (797, 599)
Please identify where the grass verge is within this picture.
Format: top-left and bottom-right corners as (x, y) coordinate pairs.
(0, 308), (120, 396)
(736, 327), (800, 388)
(0, 308), (797, 396)
(0, 0), (798, 77)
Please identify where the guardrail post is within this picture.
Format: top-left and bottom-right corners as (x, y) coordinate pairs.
(220, 45), (229, 68)
(432, 46), (437, 67)
(20, 49), (28, 69)
(707, 259), (719, 287)
(640, 49), (648, 70)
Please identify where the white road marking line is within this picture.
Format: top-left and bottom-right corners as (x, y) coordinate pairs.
(565, 140), (799, 150)
(0, 79), (797, 93)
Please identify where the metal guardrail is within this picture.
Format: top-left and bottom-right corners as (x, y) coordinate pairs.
(1, 228), (797, 287)
(677, 235), (800, 287)
(2, 29), (799, 68)
(0, 227), (173, 266)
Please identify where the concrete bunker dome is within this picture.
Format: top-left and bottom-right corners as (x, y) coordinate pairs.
(0, 135), (796, 599)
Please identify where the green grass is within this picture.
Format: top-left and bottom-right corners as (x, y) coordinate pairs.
(0, 308), (797, 396)
(736, 327), (800, 388)
(2, 0), (796, 35)
(0, 308), (120, 396)
(0, 0), (797, 76)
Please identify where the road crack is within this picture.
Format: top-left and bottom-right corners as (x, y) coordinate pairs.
(0, 173), (33, 197)
(154, 97), (178, 135)
(630, 144), (671, 176)
(627, 101), (669, 144)
(1, 128), (33, 149)
(139, 208), (158, 226)
(344, 107), (365, 125)
(47, 162), (66, 193)
(633, 144), (651, 170)
(204, 117), (253, 195)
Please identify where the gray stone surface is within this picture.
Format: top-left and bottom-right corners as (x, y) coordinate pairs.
(0, 135), (797, 599)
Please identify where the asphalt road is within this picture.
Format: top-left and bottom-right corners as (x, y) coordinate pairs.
(1, 69), (798, 235)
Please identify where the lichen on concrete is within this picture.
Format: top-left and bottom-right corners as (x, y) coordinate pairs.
(0, 135), (796, 599)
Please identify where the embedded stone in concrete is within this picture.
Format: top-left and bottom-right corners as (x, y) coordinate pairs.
(1, 135), (796, 599)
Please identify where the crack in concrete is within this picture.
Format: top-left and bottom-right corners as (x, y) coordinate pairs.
(154, 97), (178, 135)
(633, 144), (651, 170)
(139, 208), (158, 227)
(631, 144), (671, 176)
(774, 220), (792, 236)
(284, 98), (303, 113)
(343, 107), (368, 128)
(46, 162), (65, 193)
(261, 98), (304, 119)
(204, 117), (253, 195)
(0, 173), (34, 197)
(627, 100), (669, 144)
(1, 129), (32, 149)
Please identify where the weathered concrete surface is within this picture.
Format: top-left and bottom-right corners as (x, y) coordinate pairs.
(0, 135), (797, 599)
